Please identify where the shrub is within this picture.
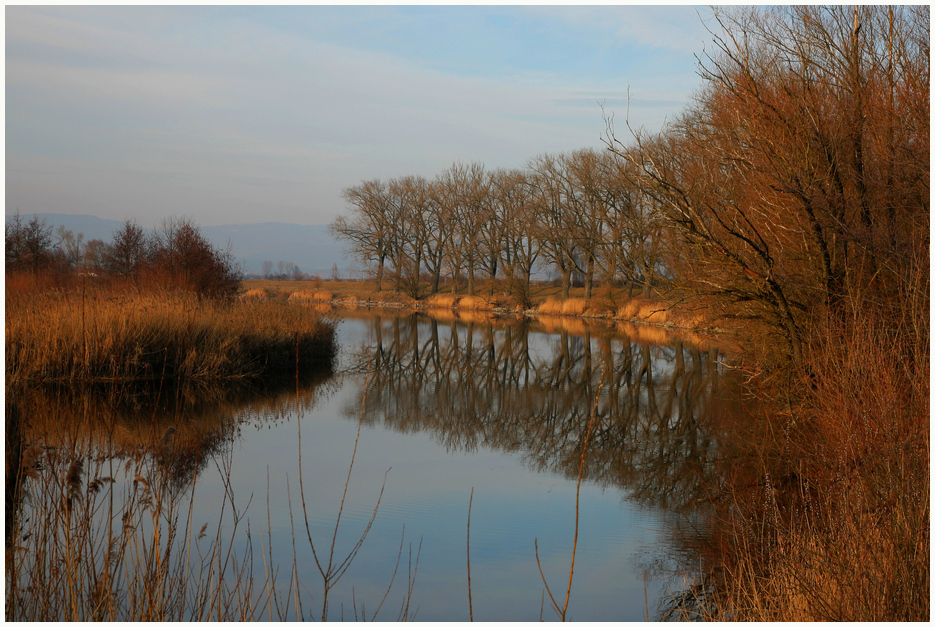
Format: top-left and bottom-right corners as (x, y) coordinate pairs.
(150, 217), (240, 300)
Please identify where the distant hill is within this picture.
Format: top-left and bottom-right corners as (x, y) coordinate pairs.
(4, 213), (355, 277)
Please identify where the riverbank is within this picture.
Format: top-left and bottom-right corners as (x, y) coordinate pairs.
(242, 279), (717, 330)
(5, 283), (336, 388)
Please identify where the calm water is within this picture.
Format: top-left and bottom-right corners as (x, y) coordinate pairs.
(12, 311), (730, 621)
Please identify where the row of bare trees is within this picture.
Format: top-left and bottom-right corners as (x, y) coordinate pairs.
(331, 152), (668, 305)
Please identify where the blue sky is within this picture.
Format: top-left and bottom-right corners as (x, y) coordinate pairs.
(6, 5), (717, 227)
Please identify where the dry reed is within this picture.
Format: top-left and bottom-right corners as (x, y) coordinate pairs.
(5, 288), (335, 386)
(426, 293), (460, 309)
(670, 297), (929, 621)
(243, 287), (270, 300)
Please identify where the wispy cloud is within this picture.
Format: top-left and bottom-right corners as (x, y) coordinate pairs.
(6, 6), (707, 225)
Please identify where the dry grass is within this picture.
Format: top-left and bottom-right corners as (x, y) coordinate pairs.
(241, 280), (716, 334)
(5, 286), (336, 387)
(243, 287), (270, 300)
(457, 295), (496, 311)
(536, 296), (563, 316)
(5, 429), (260, 621)
(583, 298), (616, 317)
(672, 294), (930, 621)
(425, 293), (460, 309)
(287, 289), (314, 301)
(560, 298), (588, 316)
(617, 298), (669, 324)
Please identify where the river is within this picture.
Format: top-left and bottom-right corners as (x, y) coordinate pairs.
(8, 310), (735, 621)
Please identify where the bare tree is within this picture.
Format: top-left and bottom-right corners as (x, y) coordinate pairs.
(56, 227), (84, 269)
(107, 219), (149, 279)
(5, 214), (56, 274)
(607, 5), (929, 364)
(490, 168), (541, 306)
(332, 179), (397, 291)
(82, 239), (108, 274)
(439, 162), (489, 296)
(527, 153), (579, 298)
(151, 216), (239, 299)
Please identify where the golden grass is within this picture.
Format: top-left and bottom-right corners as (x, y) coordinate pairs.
(536, 296), (563, 315)
(560, 298), (588, 316)
(617, 298), (669, 324)
(243, 287), (269, 299)
(426, 293), (460, 309)
(457, 295), (495, 311)
(675, 298), (930, 622)
(583, 298), (616, 317)
(5, 288), (336, 386)
(287, 289), (314, 301)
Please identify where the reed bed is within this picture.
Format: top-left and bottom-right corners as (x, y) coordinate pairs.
(668, 299), (929, 621)
(617, 298), (669, 324)
(456, 295), (494, 311)
(6, 432), (259, 621)
(310, 290), (335, 301)
(5, 289), (336, 387)
(286, 289), (315, 301)
(243, 288), (270, 300)
(425, 293), (460, 309)
(536, 296), (564, 316)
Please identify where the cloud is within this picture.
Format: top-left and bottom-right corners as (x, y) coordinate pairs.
(526, 5), (716, 55)
(7, 60), (234, 109)
(550, 96), (687, 110)
(6, 6), (701, 225)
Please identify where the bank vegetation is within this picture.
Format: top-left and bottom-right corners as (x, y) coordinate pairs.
(5, 216), (336, 388)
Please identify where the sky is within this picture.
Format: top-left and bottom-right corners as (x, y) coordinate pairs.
(6, 5), (719, 227)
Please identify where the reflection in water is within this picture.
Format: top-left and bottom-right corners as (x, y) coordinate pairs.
(7, 312), (739, 620)
(11, 371), (336, 489)
(5, 371), (340, 621)
(344, 313), (728, 511)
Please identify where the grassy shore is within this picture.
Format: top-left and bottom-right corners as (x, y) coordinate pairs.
(6, 282), (336, 388)
(241, 278), (712, 331)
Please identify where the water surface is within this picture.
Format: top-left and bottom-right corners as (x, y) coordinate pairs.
(11, 311), (730, 621)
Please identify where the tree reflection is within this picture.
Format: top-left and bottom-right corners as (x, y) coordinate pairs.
(342, 312), (735, 511)
(8, 370), (337, 498)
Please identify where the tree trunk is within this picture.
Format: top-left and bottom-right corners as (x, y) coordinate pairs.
(376, 254), (385, 291)
(584, 253), (594, 299)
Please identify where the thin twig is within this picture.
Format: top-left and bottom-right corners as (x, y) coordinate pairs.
(535, 364), (606, 621)
(467, 486), (474, 622)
